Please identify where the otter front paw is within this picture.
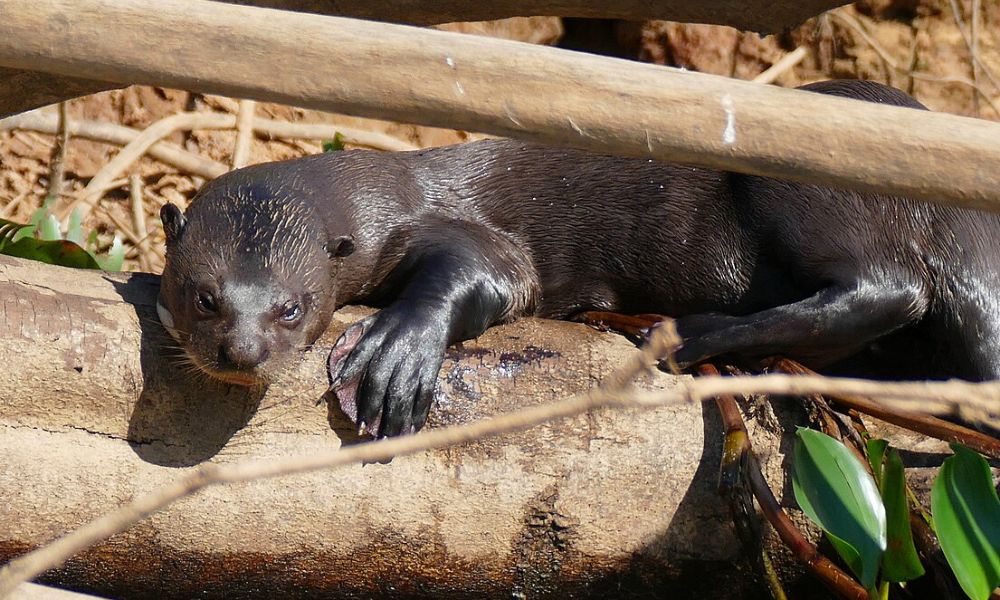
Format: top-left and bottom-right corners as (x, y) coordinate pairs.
(328, 306), (448, 437)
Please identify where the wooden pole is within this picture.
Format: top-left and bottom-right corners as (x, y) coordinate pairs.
(1, 0), (998, 211)
(0, 0), (847, 119)
(228, 0), (848, 31)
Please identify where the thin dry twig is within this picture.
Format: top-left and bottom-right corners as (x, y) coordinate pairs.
(669, 375), (1000, 430)
(830, 10), (1000, 117)
(128, 175), (151, 272)
(253, 119), (419, 152)
(0, 110), (227, 180)
(969, 0), (981, 115)
(0, 191), (30, 220)
(947, 0), (1000, 94)
(753, 47), (808, 85)
(94, 200), (141, 248)
(231, 99), (256, 170)
(45, 103), (70, 203)
(771, 358), (1000, 459)
(200, 94), (241, 113)
(71, 112), (236, 218)
(49, 110), (419, 218)
(197, 93), (418, 153)
(10, 582), (106, 599)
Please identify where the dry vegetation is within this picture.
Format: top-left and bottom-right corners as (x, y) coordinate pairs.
(0, 1), (996, 274)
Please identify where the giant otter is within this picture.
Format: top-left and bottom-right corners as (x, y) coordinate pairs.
(158, 79), (1000, 437)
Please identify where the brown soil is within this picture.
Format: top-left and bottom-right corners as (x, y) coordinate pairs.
(626, 0), (999, 116)
(0, 2), (995, 273)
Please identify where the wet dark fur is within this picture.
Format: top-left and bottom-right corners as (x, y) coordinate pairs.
(159, 80), (1000, 436)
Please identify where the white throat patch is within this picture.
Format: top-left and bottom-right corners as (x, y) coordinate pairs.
(156, 300), (182, 342)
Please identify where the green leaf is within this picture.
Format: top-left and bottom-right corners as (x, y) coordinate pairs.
(27, 205), (47, 228)
(879, 448), (924, 582)
(9, 210), (41, 243)
(1, 237), (100, 268)
(793, 428), (886, 590)
(932, 444), (1000, 600)
(38, 214), (63, 241)
(322, 132), (346, 152)
(9, 225), (35, 244)
(0, 214), (122, 271)
(868, 438), (889, 480)
(93, 235), (125, 272)
(65, 208), (85, 246)
(1, 219), (33, 246)
(0, 217), (101, 269)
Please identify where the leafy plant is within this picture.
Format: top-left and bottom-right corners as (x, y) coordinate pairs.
(794, 428), (886, 591)
(794, 430), (1000, 599)
(867, 439), (924, 583)
(0, 198), (124, 271)
(931, 444), (1000, 600)
(322, 132), (346, 153)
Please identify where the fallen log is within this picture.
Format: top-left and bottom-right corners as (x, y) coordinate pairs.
(0, 252), (863, 598)
(2, 0), (998, 213)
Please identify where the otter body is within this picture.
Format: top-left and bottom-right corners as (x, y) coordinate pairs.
(159, 80), (1000, 436)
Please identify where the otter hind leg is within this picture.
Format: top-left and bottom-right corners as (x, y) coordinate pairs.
(675, 282), (928, 368)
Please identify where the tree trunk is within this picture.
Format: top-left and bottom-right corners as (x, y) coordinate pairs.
(0, 253), (825, 598)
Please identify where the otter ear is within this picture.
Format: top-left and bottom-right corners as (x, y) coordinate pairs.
(326, 235), (355, 259)
(160, 204), (187, 247)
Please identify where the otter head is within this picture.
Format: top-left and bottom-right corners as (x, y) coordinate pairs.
(157, 180), (354, 387)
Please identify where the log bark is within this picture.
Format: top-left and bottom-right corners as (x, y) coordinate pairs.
(0, 253), (836, 599)
(1, 0), (998, 213)
(0, 0), (845, 118)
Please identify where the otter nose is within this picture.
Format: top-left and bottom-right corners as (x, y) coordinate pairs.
(219, 336), (269, 369)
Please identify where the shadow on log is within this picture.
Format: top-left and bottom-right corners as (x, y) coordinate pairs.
(3, 254), (943, 599)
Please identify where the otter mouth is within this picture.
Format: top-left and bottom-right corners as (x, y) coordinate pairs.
(182, 351), (268, 388)
(202, 367), (267, 387)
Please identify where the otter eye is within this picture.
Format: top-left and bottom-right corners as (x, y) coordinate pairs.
(280, 302), (302, 323)
(195, 291), (217, 314)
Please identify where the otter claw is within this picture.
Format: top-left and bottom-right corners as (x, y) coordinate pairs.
(357, 420), (367, 436)
(329, 321), (368, 379)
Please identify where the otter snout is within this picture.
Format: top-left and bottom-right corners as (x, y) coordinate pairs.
(218, 334), (270, 370)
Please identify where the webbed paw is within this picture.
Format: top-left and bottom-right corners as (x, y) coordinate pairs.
(328, 305), (448, 437)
